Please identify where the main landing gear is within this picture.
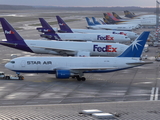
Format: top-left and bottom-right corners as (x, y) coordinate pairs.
(72, 76), (86, 81)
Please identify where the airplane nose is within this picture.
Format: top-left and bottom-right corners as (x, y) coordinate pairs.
(5, 63), (10, 69)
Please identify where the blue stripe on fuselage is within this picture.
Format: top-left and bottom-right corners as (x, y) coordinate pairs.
(11, 65), (141, 74)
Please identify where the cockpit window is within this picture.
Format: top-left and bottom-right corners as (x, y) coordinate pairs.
(10, 61), (15, 64)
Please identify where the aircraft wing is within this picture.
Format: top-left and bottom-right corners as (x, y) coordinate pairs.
(61, 39), (87, 41)
(31, 46), (91, 57)
(32, 45), (74, 52)
(54, 67), (115, 71)
(126, 61), (153, 65)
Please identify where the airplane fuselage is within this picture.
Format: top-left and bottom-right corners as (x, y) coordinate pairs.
(26, 40), (128, 56)
(41, 33), (130, 42)
(68, 29), (139, 39)
(0, 40), (128, 57)
(87, 24), (134, 31)
(5, 56), (141, 74)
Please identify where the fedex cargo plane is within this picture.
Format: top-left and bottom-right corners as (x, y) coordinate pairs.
(0, 18), (129, 57)
(37, 18), (130, 42)
(56, 16), (138, 39)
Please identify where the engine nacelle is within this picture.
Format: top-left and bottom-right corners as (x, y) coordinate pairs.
(56, 70), (71, 79)
(37, 28), (55, 33)
(40, 34), (52, 39)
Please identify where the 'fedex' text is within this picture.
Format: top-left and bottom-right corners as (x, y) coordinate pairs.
(93, 45), (117, 52)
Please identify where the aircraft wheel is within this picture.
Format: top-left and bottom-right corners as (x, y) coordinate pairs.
(72, 76), (76, 79)
(19, 76), (24, 80)
(76, 76), (81, 81)
(81, 77), (86, 81)
(6, 76), (10, 80)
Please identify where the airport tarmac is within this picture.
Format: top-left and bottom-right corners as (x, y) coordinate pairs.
(0, 101), (160, 120)
(0, 10), (159, 119)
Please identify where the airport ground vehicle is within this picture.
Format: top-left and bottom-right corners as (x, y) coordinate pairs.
(0, 72), (24, 80)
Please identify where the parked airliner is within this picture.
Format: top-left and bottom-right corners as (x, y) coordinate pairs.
(124, 10), (157, 19)
(0, 18), (129, 57)
(37, 18), (130, 42)
(92, 16), (140, 29)
(5, 31), (152, 81)
(85, 17), (135, 31)
(106, 12), (156, 26)
(56, 16), (138, 39)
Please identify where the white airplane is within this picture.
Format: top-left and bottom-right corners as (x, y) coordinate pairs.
(37, 18), (130, 42)
(56, 16), (139, 40)
(124, 10), (157, 19)
(5, 31), (152, 81)
(85, 17), (136, 31)
(97, 15), (141, 29)
(106, 12), (156, 26)
(0, 18), (128, 57)
(107, 11), (156, 26)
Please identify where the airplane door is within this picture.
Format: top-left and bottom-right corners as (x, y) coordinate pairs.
(21, 60), (26, 67)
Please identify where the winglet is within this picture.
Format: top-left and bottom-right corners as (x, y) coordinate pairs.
(118, 31), (150, 57)
(0, 18), (23, 41)
(56, 16), (73, 33)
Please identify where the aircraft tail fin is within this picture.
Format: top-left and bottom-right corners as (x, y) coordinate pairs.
(124, 10), (128, 17)
(124, 10), (134, 18)
(126, 10), (136, 17)
(37, 18), (55, 33)
(103, 13), (110, 20)
(107, 13), (120, 21)
(85, 17), (95, 26)
(56, 16), (73, 33)
(0, 18), (24, 42)
(112, 12), (122, 19)
(118, 31), (150, 57)
(92, 17), (101, 25)
(103, 18), (111, 24)
(100, 19), (106, 24)
(103, 13), (116, 24)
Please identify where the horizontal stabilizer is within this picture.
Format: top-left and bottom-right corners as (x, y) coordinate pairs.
(0, 41), (17, 46)
(37, 28), (54, 33)
(126, 61), (153, 65)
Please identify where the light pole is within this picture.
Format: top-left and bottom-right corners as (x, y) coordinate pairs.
(156, 0), (160, 41)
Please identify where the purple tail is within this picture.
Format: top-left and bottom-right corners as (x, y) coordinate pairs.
(56, 16), (73, 33)
(37, 18), (61, 40)
(37, 18), (55, 33)
(0, 18), (23, 41)
(0, 18), (33, 53)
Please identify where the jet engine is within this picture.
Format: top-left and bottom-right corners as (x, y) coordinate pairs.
(56, 70), (71, 79)
(55, 70), (86, 81)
